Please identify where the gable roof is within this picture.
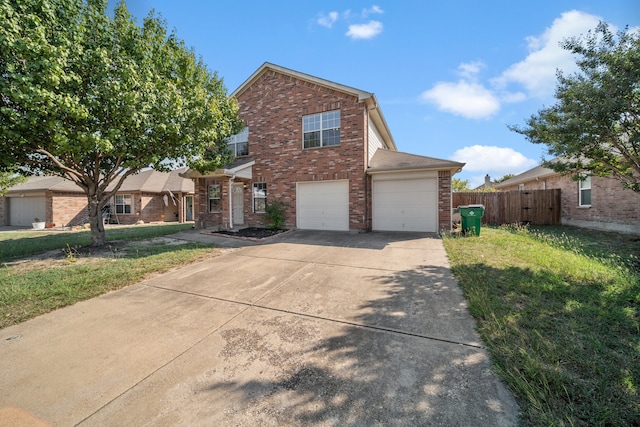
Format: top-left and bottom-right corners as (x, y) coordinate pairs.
(179, 158), (255, 180)
(6, 175), (84, 193)
(233, 62), (397, 151)
(368, 150), (465, 174)
(5, 169), (194, 195)
(493, 164), (558, 188)
(112, 168), (193, 193)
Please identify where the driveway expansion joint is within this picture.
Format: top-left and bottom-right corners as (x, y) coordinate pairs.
(145, 283), (484, 350)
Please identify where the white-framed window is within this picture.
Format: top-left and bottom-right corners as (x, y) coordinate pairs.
(227, 127), (249, 157)
(579, 174), (591, 207)
(253, 182), (267, 213)
(115, 194), (133, 214)
(518, 184), (525, 191)
(208, 184), (221, 212)
(303, 110), (340, 149)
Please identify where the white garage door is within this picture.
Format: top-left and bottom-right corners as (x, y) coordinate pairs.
(373, 178), (437, 232)
(297, 180), (349, 231)
(8, 196), (46, 227)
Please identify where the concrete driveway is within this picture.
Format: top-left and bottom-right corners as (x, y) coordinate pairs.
(0, 230), (518, 426)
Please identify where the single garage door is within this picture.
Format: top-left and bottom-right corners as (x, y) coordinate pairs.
(297, 180), (349, 231)
(373, 178), (437, 232)
(8, 196), (46, 227)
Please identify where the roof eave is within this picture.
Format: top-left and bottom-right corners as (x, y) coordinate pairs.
(493, 170), (559, 188)
(365, 96), (397, 152)
(179, 161), (255, 180)
(232, 62), (373, 100)
(367, 163), (465, 175)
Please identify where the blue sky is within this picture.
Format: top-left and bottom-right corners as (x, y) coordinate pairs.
(110, 0), (638, 187)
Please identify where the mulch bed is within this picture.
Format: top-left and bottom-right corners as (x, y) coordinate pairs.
(210, 227), (290, 241)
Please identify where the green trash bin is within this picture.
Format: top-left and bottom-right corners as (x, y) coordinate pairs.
(458, 204), (485, 236)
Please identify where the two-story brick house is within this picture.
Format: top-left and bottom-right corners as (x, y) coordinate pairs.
(182, 63), (464, 233)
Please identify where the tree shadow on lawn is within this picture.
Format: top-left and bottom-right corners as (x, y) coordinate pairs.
(201, 265), (519, 426)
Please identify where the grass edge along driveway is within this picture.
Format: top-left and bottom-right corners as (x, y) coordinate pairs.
(442, 225), (639, 426)
(0, 224), (220, 329)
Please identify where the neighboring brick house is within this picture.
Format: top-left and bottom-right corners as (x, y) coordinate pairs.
(1, 168), (194, 227)
(494, 163), (640, 235)
(182, 63), (464, 233)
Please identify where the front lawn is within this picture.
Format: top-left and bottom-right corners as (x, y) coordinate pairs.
(0, 223), (221, 328)
(442, 225), (640, 426)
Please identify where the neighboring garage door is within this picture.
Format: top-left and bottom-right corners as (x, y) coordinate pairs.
(297, 180), (349, 231)
(8, 196), (46, 227)
(373, 177), (437, 232)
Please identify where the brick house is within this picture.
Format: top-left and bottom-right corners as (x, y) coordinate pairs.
(494, 163), (640, 235)
(1, 168), (194, 227)
(182, 63), (464, 233)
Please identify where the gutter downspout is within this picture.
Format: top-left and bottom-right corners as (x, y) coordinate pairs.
(229, 175), (235, 229)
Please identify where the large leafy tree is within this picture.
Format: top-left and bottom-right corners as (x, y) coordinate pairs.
(0, 0), (242, 244)
(452, 178), (471, 192)
(0, 170), (25, 196)
(511, 22), (640, 193)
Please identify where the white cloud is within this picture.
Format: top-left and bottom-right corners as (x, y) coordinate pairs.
(346, 20), (383, 40)
(420, 81), (500, 119)
(452, 145), (538, 173)
(318, 11), (339, 28)
(419, 11), (610, 118)
(457, 61), (485, 79)
(317, 6), (384, 40)
(363, 5), (383, 16)
(420, 61), (500, 119)
(493, 10), (603, 98)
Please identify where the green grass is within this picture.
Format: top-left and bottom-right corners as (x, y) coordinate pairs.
(0, 222), (195, 262)
(0, 223), (218, 329)
(442, 225), (640, 426)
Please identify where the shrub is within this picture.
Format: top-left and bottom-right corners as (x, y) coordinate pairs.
(264, 199), (286, 230)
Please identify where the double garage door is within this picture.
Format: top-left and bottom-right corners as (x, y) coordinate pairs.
(296, 177), (437, 233)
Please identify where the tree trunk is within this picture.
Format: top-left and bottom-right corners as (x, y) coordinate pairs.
(87, 196), (105, 246)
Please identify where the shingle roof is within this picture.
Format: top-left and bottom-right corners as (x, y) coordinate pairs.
(6, 175), (84, 193)
(493, 164), (558, 188)
(368, 150), (465, 173)
(6, 169), (194, 194)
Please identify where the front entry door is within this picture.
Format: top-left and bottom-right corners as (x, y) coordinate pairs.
(185, 196), (193, 221)
(233, 184), (244, 226)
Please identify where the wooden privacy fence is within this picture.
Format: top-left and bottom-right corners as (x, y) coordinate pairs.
(452, 189), (561, 226)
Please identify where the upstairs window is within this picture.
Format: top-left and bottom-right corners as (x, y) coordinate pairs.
(115, 194), (132, 214)
(209, 184), (221, 212)
(303, 110), (340, 148)
(227, 127), (249, 157)
(253, 182), (267, 213)
(579, 174), (591, 206)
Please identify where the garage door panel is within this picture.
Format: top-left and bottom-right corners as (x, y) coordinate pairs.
(297, 181), (349, 231)
(9, 196), (46, 227)
(373, 178), (437, 232)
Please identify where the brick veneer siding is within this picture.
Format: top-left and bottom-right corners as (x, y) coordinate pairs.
(50, 192), (88, 227)
(500, 174), (640, 234)
(195, 69), (368, 231)
(438, 170), (453, 232)
(108, 192), (169, 225)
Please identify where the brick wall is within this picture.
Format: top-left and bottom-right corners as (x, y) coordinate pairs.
(200, 69), (368, 231)
(50, 192), (88, 227)
(500, 174), (639, 234)
(438, 171), (452, 232)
